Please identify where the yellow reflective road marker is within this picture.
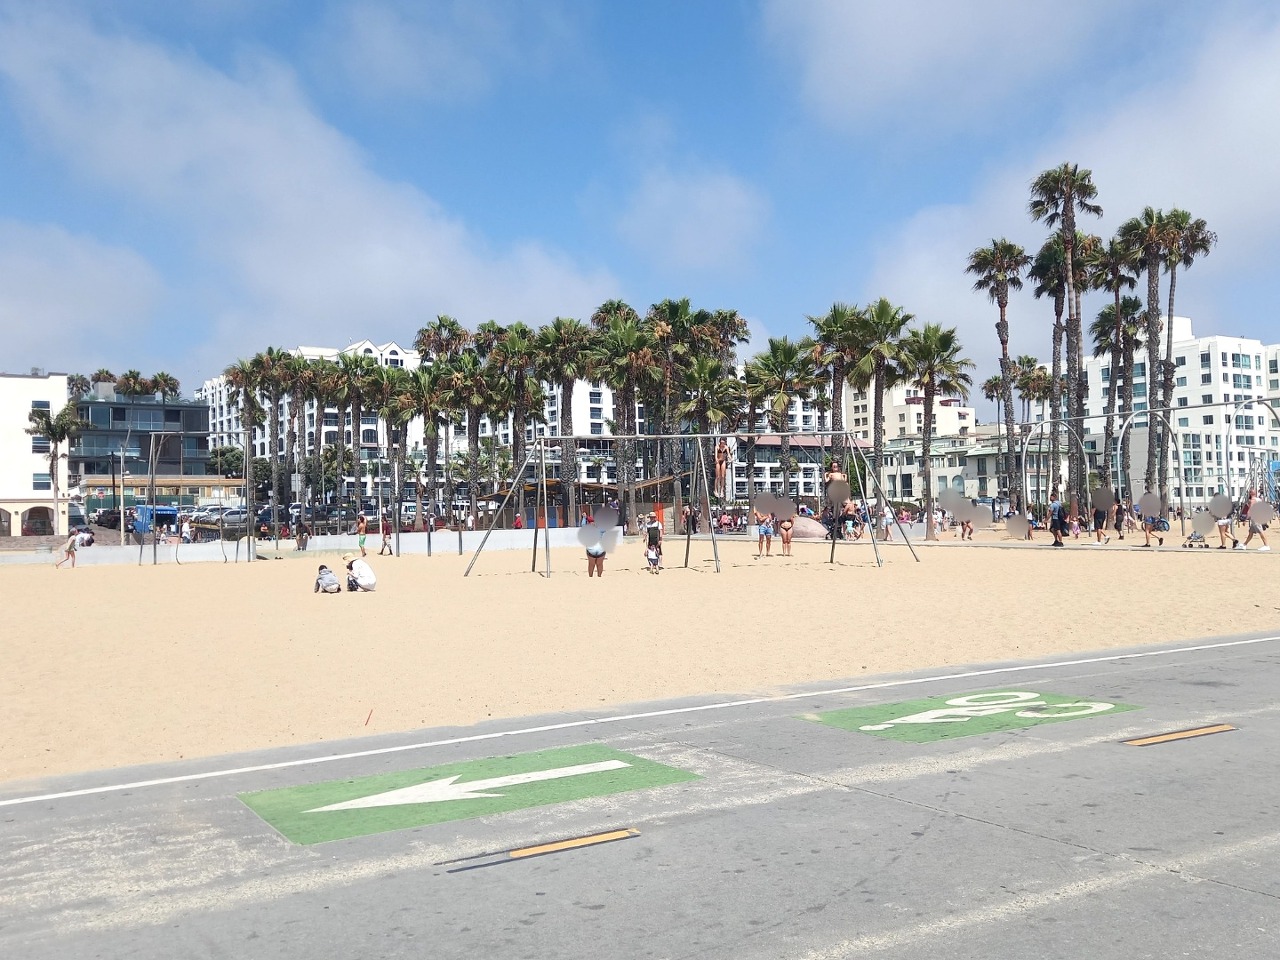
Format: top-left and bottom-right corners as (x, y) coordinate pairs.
(509, 828), (639, 859)
(1123, 723), (1236, 746)
(443, 828), (640, 872)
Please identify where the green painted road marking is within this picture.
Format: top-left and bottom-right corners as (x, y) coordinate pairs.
(810, 690), (1140, 743)
(239, 744), (699, 845)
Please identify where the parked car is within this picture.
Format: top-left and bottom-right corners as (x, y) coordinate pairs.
(97, 509), (121, 529)
(220, 508), (250, 526)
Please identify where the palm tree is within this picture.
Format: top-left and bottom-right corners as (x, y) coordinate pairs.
(1028, 164), (1103, 517)
(488, 322), (543, 518)
(1157, 209), (1217, 502)
(1085, 237), (1140, 493)
(399, 364), (449, 529)
(740, 361), (767, 517)
(67, 374), (90, 399)
(249, 347), (290, 509)
(982, 374), (1004, 437)
(335, 351), (378, 504)
(808, 302), (862, 465)
(151, 372), (181, 400)
(897, 324), (974, 540)
(114, 369), (151, 400)
(415, 315), (472, 363)
(1091, 296), (1144, 497)
(26, 401), (89, 537)
(966, 240), (1030, 510)
(223, 358), (262, 534)
(850, 297), (913, 509)
(1118, 207), (1168, 498)
(1013, 355), (1039, 423)
(591, 306), (654, 533)
(677, 356), (745, 509)
(536, 317), (596, 522)
(90, 368), (115, 387)
(751, 337), (818, 499)
(278, 355), (313, 506)
(439, 349), (498, 525)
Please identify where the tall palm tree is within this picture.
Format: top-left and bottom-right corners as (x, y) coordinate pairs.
(808, 302), (862, 464)
(26, 401), (89, 537)
(751, 337), (818, 499)
(1029, 164), (1103, 517)
(850, 297), (913, 509)
(362, 364), (411, 513)
(488, 322), (543, 517)
(897, 324), (974, 540)
(224, 358), (261, 534)
(399, 364), (449, 529)
(1029, 237), (1068, 489)
(591, 306), (654, 533)
(1118, 207), (1168, 498)
(1091, 296), (1144, 497)
(335, 351), (378, 504)
(439, 349), (498, 525)
(151, 372), (181, 400)
(114, 369), (151, 400)
(1013, 355), (1040, 423)
(677, 356), (745, 510)
(67, 374), (91, 399)
(966, 240), (1030, 510)
(90, 368), (115, 386)
(740, 361), (767, 517)
(415, 315), (472, 363)
(278, 355), (313, 505)
(536, 316), (596, 522)
(307, 358), (341, 508)
(249, 346), (290, 508)
(1157, 209), (1217, 503)
(1085, 237), (1140, 494)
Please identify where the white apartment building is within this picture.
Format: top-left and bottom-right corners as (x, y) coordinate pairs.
(1031, 317), (1280, 502)
(844, 384), (976, 442)
(1, 371), (71, 537)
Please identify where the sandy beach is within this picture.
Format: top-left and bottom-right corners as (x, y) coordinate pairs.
(5, 533), (1278, 784)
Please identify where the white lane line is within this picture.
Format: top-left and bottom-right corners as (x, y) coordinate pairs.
(793, 828), (1280, 958)
(3, 633), (1278, 809)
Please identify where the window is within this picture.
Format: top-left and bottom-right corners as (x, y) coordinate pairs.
(31, 399), (50, 411)
(1270, 380), (1279, 390)
(1242, 355), (1252, 369)
(590, 423), (603, 435)
(1177, 397), (1188, 407)
(589, 406), (603, 419)
(1203, 415), (1214, 425)
(31, 434), (50, 454)
(1176, 356), (1186, 367)
(33, 472), (51, 491)
(1133, 383), (1147, 397)
(1200, 352), (1211, 368)
(898, 413), (906, 422)
(1201, 373), (1212, 384)
(1177, 417), (1189, 427)
(1101, 367), (1110, 382)
(1270, 359), (1278, 374)
(1133, 362), (1146, 377)
(588, 391), (602, 404)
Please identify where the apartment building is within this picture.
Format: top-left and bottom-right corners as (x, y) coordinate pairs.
(0, 371), (71, 537)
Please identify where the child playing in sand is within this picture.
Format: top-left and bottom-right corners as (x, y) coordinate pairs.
(314, 564), (341, 594)
(645, 545), (661, 574)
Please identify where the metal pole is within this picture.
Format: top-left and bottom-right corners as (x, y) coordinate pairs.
(540, 438), (552, 577)
(697, 438), (720, 573)
(465, 441), (541, 577)
(848, 441), (884, 568)
(393, 436), (402, 557)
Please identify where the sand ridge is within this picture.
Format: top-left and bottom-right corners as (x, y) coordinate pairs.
(5, 535), (1278, 783)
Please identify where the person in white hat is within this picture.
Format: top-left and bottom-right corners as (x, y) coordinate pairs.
(342, 552), (377, 592)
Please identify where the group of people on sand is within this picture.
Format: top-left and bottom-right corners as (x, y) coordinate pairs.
(314, 553), (377, 593)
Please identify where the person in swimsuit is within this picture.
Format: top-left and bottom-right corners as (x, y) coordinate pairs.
(754, 508), (773, 557)
(778, 514), (794, 556)
(715, 439), (730, 498)
(586, 541), (607, 577)
(356, 513), (368, 557)
(824, 459), (847, 485)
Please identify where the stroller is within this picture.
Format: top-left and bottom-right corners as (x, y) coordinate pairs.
(1182, 530), (1209, 548)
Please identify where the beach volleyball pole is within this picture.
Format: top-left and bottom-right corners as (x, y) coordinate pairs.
(697, 437), (720, 572)
(540, 438), (552, 577)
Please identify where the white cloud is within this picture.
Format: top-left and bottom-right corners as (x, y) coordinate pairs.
(760, 0), (1128, 133)
(616, 167), (770, 274)
(0, 7), (616, 384)
(0, 221), (163, 376)
(308, 0), (580, 102)
(862, 12), (1280, 385)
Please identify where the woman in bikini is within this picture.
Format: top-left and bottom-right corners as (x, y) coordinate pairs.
(714, 439), (730, 498)
(778, 513), (794, 556)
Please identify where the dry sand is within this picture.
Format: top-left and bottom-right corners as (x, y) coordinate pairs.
(6, 533), (1279, 783)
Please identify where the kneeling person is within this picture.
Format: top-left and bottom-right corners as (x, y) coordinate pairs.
(343, 553), (377, 592)
(314, 564), (341, 594)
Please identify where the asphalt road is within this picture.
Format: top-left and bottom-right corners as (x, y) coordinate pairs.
(3, 632), (1279, 959)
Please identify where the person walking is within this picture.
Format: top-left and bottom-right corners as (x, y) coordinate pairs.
(1093, 501), (1111, 545)
(378, 515), (393, 556)
(356, 513), (368, 557)
(55, 533), (77, 568)
(1047, 492), (1067, 547)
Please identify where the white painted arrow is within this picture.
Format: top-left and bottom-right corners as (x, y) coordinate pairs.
(305, 759), (631, 812)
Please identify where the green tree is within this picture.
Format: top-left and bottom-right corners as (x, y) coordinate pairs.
(536, 316), (596, 522)
(398, 364), (450, 528)
(223, 358), (262, 533)
(67, 374), (90, 399)
(591, 301), (651, 532)
(209, 445), (244, 477)
(808, 302), (863, 465)
(26, 401), (90, 537)
(90, 368), (115, 386)
(677, 355), (745, 508)
(897, 324), (974, 540)
(440, 349), (498, 524)
(1029, 163), (1103, 517)
(1118, 207), (1168, 498)
(1090, 296), (1144, 497)
(966, 241), (1030, 510)
(249, 347), (291, 508)
(850, 298), (912, 509)
(750, 337), (819, 499)
(1085, 237), (1140, 494)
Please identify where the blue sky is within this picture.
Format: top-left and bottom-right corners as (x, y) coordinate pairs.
(2, 0), (1279, 401)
